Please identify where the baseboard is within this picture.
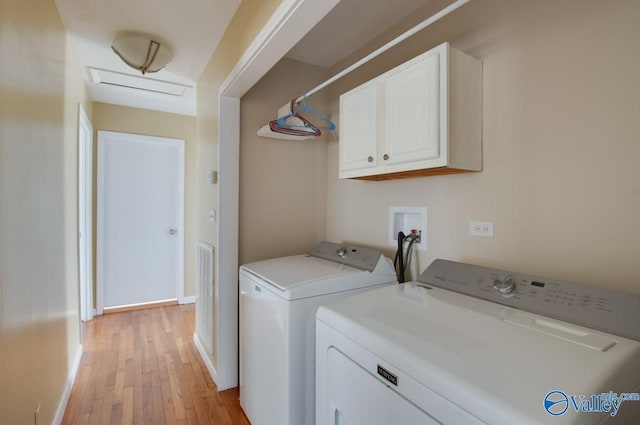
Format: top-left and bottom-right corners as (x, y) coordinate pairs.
(179, 295), (195, 304)
(103, 299), (178, 314)
(193, 332), (219, 385)
(52, 344), (83, 425)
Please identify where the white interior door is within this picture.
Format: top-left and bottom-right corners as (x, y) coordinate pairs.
(97, 131), (184, 313)
(78, 105), (94, 321)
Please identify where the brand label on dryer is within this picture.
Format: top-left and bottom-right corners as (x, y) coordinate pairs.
(377, 365), (398, 386)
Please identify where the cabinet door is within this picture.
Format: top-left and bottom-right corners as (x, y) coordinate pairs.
(382, 52), (441, 167)
(339, 83), (378, 174)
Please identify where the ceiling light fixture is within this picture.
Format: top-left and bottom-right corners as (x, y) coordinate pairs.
(111, 35), (173, 75)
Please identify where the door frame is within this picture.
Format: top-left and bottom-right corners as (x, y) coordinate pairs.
(209, 0), (340, 390)
(78, 104), (94, 322)
(96, 130), (185, 315)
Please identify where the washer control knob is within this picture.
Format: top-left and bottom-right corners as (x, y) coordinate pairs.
(493, 276), (515, 296)
(335, 247), (348, 258)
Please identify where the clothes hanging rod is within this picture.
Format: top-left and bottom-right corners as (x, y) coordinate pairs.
(294, 0), (471, 105)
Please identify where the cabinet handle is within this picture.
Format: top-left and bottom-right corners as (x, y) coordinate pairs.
(367, 156), (374, 163)
(383, 154), (389, 160)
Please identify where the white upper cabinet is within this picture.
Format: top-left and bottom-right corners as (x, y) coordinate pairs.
(383, 52), (441, 167)
(339, 43), (482, 180)
(339, 83), (379, 172)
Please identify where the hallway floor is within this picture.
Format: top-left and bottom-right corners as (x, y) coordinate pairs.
(62, 304), (249, 425)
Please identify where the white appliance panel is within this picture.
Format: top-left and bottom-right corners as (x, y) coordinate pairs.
(325, 347), (439, 425)
(317, 318), (486, 425)
(241, 253), (396, 300)
(241, 255), (361, 292)
(316, 260), (640, 425)
(239, 272), (290, 425)
(239, 242), (397, 425)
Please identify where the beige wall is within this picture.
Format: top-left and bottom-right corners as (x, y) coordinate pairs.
(0, 0), (92, 423)
(239, 58), (330, 265)
(197, 0), (282, 247)
(92, 102), (197, 298)
(196, 0), (282, 367)
(325, 0), (640, 294)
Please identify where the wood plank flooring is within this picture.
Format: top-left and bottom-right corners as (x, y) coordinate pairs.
(62, 304), (250, 425)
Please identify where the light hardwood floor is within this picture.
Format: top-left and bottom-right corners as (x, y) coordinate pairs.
(62, 304), (250, 425)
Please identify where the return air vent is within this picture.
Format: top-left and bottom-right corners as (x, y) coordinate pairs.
(88, 67), (191, 97)
(196, 242), (214, 356)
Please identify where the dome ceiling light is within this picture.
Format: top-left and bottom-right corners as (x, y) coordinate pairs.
(111, 35), (173, 75)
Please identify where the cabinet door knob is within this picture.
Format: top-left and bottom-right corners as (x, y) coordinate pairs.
(383, 154), (389, 160)
(367, 156), (374, 163)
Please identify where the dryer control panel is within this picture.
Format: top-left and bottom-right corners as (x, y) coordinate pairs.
(418, 259), (640, 341)
(311, 241), (382, 272)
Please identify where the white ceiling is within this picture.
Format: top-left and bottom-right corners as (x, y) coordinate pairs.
(54, 0), (432, 116)
(55, 0), (241, 116)
(286, 0), (430, 68)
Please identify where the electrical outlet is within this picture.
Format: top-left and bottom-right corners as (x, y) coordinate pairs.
(469, 221), (494, 237)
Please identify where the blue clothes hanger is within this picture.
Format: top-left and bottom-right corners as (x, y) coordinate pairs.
(294, 95), (336, 131)
(277, 96), (336, 131)
(270, 99), (322, 137)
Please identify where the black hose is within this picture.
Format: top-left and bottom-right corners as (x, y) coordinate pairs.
(403, 238), (415, 271)
(394, 231), (406, 283)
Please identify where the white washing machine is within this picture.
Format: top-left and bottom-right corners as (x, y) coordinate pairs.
(239, 241), (397, 425)
(316, 259), (640, 425)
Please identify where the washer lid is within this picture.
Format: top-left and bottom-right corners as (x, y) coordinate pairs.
(317, 283), (640, 425)
(240, 254), (396, 300)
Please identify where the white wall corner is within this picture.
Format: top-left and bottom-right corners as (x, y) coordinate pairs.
(52, 345), (83, 425)
(193, 333), (221, 388)
(179, 295), (196, 304)
(210, 0), (341, 394)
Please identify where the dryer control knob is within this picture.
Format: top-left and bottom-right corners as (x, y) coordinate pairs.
(335, 247), (348, 258)
(493, 276), (515, 296)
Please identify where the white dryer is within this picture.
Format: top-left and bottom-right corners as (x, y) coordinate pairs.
(316, 259), (640, 425)
(239, 241), (397, 425)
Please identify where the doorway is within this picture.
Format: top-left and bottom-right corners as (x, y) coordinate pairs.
(78, 105), (94, 322)
(96, 131), (184, 314)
